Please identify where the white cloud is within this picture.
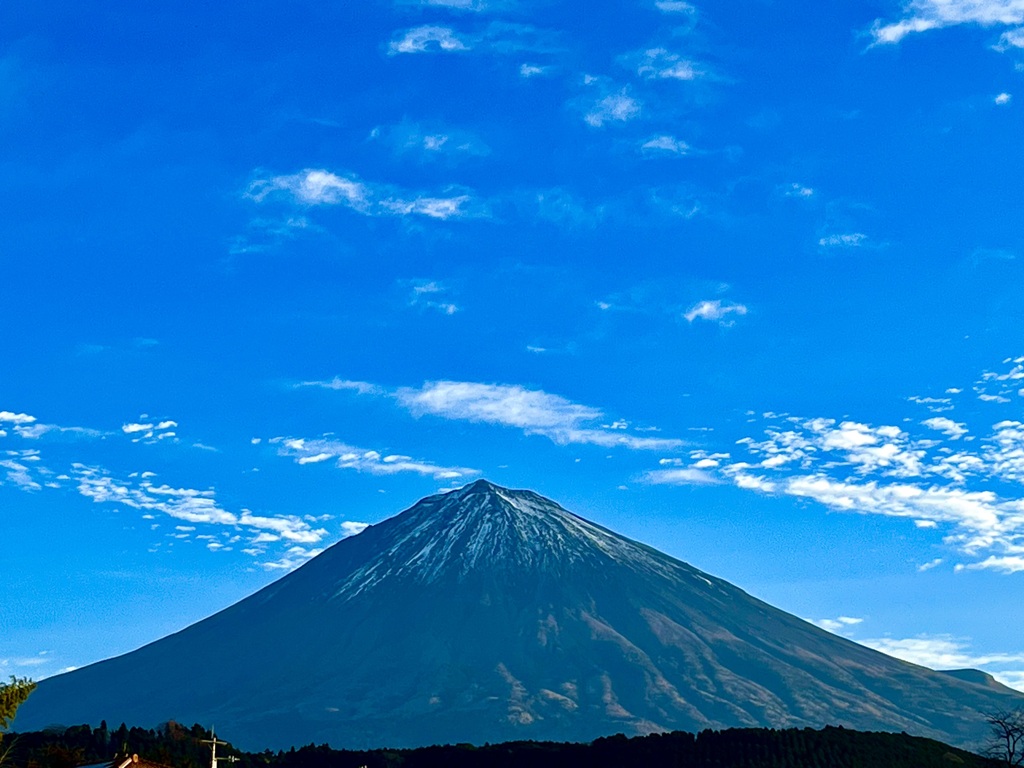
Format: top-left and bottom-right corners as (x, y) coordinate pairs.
(819, 232), (868, 247)
(784, 182), (814, 198)
(923, 416), (968, 439)
(249, 169), (369, 208)
(388, 21), (552, 57)
(655, 0), (695, 12)
(810, 616), (864, 634)
(962, 555), (1024, 572)
(381, 194), (470, 219)
(641, 467), (722, 485)
(872, 0), (1024, 44)
(996, 91), (1013, 104)
(975, 358), (1024, 422)
(408, 0), (490, 9)
(72, 464), (328, 549)
(296, 378), (384, 395)
(683, 299), (749, 325)
(121, 418), (178, 444)
(407, 279), (460, 315)
(395, 380), (684, 450)
(248, 169), (476, 220)
(634, 48), (700, 80)
(519, 63), (550, 78)
(0, 459), (42, 491)
(341, 521), (370, 537)
(584, 89), (641, 128)
(641, 135), (690, 155)
(649, 362), (1024, 572)
(0, 411), (36, 425)
(999, 26), (1024, 45)
(389, 25), (470, 54)
(272, 436), (478, 480)
(374, 121), (490, 161)
(262, 545), (326, 571)
(860, 634), (1024, 674)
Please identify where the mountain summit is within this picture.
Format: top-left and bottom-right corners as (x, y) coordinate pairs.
(16, 481), (1023, 749)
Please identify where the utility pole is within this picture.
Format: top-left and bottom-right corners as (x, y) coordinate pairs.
(200, 729), (236, 768)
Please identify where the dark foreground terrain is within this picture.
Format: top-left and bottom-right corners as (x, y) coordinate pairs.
(5, 721), (995, 768)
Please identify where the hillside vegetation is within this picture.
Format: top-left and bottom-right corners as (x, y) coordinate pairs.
(5, 721), (994, 768)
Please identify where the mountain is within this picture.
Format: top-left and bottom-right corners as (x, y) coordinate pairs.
(15, 480), (1024, 750)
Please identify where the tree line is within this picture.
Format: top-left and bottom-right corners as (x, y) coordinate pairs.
(4, 678), (1023, 768)
(1, 721), (998, 768)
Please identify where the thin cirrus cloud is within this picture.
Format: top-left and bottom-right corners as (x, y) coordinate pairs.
(247, 168), (478, 221)
(583, 87), (642, 128)
(122, 419), (179, 444)
(388, 22), (557, 56)
(372, 121), (490, 162)
(630, 47), (701, 80)
(683, 299), (748, 325)
(640, 356), (1024, 574)
(389, 25), (470, 53)
(397, 0), (496, 10)
(394, 380), (685, 450)
(0, 408), (354, 571)
(641, 135), (690, 155)
(296, 377), (684, 450)
(871, 0), (1024, 45)
(270, 436), (478, 480)
(807, 618), (1024, 692)
(819, 232), (868, 248)
(654, 0), (695, 13)
(407, 279), (459, 315)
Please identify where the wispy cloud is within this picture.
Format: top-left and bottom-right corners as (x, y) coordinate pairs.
(642, 357), (1024, 572)
(683, 299), (749, 325)
(806, 620), (1024, 691)
(371, 121), (490, 162)
(809, 616), (864, 634)
(389, 25), (471, 54)
(0, 409), (337, 571)
(641, 135), (690, 155)
(923, 416), (968, 439)
(654, 0), (696, 13)
(1, 456), (43, 491)
(860, 635), (1024, 690)
(819, 232), (868, 248)
(397, 0), (504, 11)
(271, 436), (477, 480)
(631, 47), (701, 80)
(247, 168), (478, 221)
(584, 87), (642, 128)
(519, 63), (552, 78)
(407, 279), (460, 315)
(974, 355), (1024, 403)
(122, 418), (179, 444)
(871, 0), (1024, 45)
(388, 21), (557, 56)
(783, 182), (815, 198)
(295, 378), (385, 395)
(395, 380), (684, 449)
(641, 467), (721, 485)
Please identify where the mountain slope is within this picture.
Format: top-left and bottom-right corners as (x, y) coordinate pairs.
(16, 480), (1023, 749)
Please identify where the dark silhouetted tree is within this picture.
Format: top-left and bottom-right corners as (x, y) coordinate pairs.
(985, 708), (1024, 768)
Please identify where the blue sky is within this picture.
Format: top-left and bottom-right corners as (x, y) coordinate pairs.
(4, 0), (1024, 693)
